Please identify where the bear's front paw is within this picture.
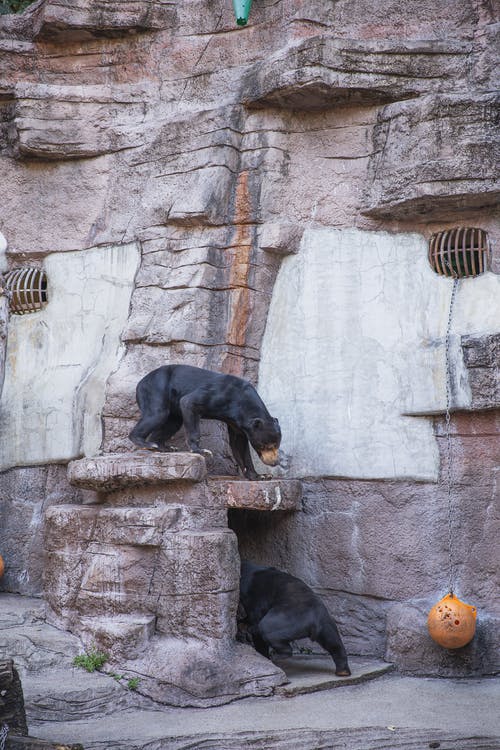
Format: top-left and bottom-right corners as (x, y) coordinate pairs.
(133, 442), (160, 452)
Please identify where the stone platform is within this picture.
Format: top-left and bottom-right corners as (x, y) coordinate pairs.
(2, 593), (443, 750)
(42, 452), (303, 707)
(67, 451), (207, 490)
(0, 595), (495, 750)
(67, 452), (303, 511)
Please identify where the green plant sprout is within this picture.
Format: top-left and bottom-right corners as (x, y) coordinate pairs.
(73, 647), (109, 673)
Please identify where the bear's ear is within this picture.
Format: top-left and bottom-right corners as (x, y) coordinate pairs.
(252, 418), (264, 430)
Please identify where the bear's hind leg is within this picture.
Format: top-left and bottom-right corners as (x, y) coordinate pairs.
(316, 620), (351, 676)
(258, 610), (294, 657)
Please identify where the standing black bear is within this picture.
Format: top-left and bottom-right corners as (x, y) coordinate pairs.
(240, 560), (351, 676)
(129, 364), (281, 480)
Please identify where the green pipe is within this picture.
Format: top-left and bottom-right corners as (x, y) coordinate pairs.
(233, 0), (252, 26)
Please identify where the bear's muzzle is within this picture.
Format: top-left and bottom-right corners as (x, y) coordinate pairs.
(258, 446), (280, 466)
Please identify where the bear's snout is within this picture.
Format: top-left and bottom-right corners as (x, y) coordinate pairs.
(259, 446), (280, 466)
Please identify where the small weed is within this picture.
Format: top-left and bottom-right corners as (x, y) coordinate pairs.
(109, 673), (140, 690)
(127, 677), (140, 691)
(0, 0), (35, 14)
(73, 647), (108, 673)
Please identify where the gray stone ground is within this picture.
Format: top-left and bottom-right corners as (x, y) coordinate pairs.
(1, 593), (499, 749)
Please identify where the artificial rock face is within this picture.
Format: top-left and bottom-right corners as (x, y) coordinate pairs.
(0, 0), (499, 678)
(44, 453), (296, 706)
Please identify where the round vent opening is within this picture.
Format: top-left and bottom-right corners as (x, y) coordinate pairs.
(4, 267), (48, 315)
(428, 228), (489, 279)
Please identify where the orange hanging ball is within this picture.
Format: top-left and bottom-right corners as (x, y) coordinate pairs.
(428, 593), (477, 649)
(0, 553), (4, 579)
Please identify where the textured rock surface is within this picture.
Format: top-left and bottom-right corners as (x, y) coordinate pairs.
(363, 93), (500, 217)
(258, 227), (500, 479)
(0, 593), (161, 733)
(26, 668), (500, 750)
(44, 454), (291, 706)
(0, 289), (8, 401)
(210, 477), (302, 511)
(243, 37), (471, 109)
(7, 595), (494, 750)
(273, 655), (392, 696)
(2, 0), (176, 41)
(0, 231), (8, 401)
(68, 452), (207, 491)
(0, 466), (85, 596)
(0, 243), (140, 472)
(11, 83), (149, 159)
(44, 505), (239, 639)
(462, 333), (500, 409)
(385, 600), (500, 677)
(258, 222), (304, 256)
(0, 0), (498, 687)
(67, 729), (500, 750)
(232, 411), (500, 670)
(0, 659), (28, 736)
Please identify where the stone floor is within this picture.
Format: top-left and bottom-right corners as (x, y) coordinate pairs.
(1, 593), (499, 750)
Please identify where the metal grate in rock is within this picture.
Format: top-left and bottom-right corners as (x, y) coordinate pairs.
(428, 228), (489, 279)
(3, 267), (48, 314)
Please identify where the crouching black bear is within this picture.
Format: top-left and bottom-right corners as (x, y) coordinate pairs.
(239, 560), (351, 676)
(129, 364), (281, 480)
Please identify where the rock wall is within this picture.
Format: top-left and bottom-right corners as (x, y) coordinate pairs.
(231, 410), (500, 673)
(0, 242), (140, 471)
(258, 227), (500, 480)
(0, 0), (499, 673)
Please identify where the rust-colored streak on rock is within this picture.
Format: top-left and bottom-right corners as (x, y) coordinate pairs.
(225, 171), (254, 375)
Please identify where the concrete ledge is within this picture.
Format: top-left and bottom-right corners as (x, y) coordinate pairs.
(273, 655), (393, 697)
(362, 93), (500, 218)
(242, 36), (470, 111)
(209, 478), (302, 511)
(67, 452), (206, 491)
(258, 222), (304, 256)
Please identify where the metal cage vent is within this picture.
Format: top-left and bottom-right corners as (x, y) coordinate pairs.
(428, 228), (489, 279)
(4, 267), (48, 315)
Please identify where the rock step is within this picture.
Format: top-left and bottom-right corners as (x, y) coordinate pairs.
(273, 654), (393, 697)
(23, 668), (153, 723)
(24, 656), (388, 728)
(209, 477), (302, 511)
(0, 595), (80, 673)
(67, 452), (207, 491)
(56, 727), (498, 750)
(27, 674), (500, 750)
(67, 452), (303, 513)
(0, 595), (156, 724)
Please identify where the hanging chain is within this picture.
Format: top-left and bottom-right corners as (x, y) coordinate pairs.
(0, 723), (9, 750)
(444, 278), (460, 596)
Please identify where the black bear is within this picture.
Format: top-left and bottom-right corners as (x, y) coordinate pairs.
(239, 560), (351, 676)
(129, 364), (281, 480)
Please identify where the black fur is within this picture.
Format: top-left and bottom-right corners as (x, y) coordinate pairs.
(239, 560), (351, 676)
(129, 365), (281, 480)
